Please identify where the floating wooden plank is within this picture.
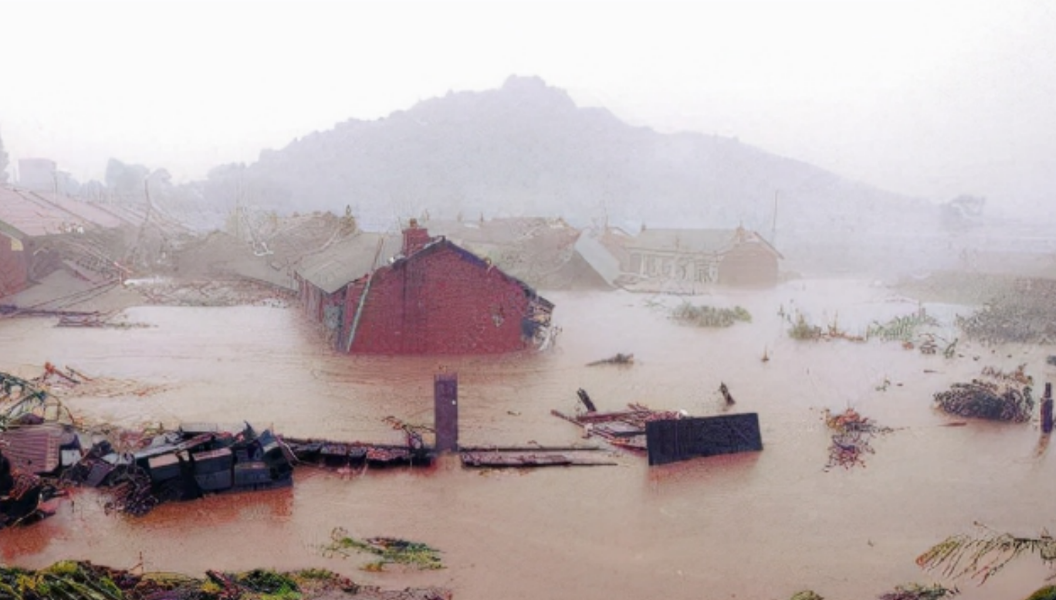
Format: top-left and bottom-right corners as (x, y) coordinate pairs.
(460, 452), (617, 468)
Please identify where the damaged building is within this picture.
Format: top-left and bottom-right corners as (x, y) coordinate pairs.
(296, 220), (555, 355)
(0, 186), (135, 299)
(420, 217), (618, 290)
(603, 226), (783, 292)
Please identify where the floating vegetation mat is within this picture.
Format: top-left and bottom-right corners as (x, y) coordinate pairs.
(823, 408), (892, 470)
(0, 560), (423, 600)
(324, 528), (444, 571)
(918, 525), (1056, 585)
(878, 583), (958, 600)
(672, 303), (751, 328)
(933, 365), (1034, 422)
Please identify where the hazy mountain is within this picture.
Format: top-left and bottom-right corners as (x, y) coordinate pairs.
(224, 75), (936, 235)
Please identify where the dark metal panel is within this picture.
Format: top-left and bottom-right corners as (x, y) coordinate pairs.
(646, 414), (763, 466)
(0, 424), (63, 474)
(434, 373), (459, 452)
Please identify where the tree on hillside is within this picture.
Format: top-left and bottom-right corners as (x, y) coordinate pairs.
(0, 130), (9, 184)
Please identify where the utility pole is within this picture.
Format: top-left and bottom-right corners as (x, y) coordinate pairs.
(771, 190), (779, 246)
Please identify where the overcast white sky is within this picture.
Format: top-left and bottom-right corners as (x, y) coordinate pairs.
(1, 0), (1054, 215)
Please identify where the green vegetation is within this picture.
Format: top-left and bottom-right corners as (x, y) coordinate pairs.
(236, 569), (301, 598)
(788, 312), (824, 340)
(1024, 585), (1056, 600)
(918, 526), (1056, 585)
(0, 562), (371, 600)
(878, 583), (957, 600)
(672, 302), (751, 327)
(324, 527), (444, 571)
(866, 311), (939, 342)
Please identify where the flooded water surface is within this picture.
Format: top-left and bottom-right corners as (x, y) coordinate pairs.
(2, 282), (1054, 599)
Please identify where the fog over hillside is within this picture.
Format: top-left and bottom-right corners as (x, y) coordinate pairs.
(215, 76), (935, 235)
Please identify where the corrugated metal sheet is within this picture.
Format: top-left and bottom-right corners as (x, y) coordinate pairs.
(573, 235), (621, 286)
(0, 423), (67, 474)
(296, 232), (402, 294)
(31, 191), (133, 229)
(0, 186), (87, 237)
(645, 414), (763, 466)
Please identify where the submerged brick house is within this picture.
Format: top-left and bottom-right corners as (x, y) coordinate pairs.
(300, 221), (554, 355)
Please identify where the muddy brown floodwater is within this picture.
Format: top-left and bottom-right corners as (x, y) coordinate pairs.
(1, 281), (1055, 599)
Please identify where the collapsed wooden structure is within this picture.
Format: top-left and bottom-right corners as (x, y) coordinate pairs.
(552, 388), (764, 465)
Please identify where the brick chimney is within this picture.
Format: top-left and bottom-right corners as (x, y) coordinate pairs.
(402, 218), (431, 256)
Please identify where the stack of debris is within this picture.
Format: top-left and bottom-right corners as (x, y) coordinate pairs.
(552, 388), (685, 451)
(933, 365), (1034, 422)
(0, 447), (63, 529)
(62, 422), (295, 517)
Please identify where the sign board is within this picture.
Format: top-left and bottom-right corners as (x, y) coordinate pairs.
(646, 413), (763, 466)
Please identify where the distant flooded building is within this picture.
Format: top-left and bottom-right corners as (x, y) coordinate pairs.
(296, 220), (555, 355)
(606, 226), (782, 291)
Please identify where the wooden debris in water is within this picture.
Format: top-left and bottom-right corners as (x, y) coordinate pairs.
(460, 451), (617, 468)
(553, 390), (685, 453)
(586, 353), (634, 367)
(720, 382), (735, 405)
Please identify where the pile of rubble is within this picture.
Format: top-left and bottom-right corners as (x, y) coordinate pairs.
(2, 364), (437, 531)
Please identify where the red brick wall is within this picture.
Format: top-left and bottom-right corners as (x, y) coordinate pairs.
(341, 242), (534, 355)
(0, 231), (29, 299)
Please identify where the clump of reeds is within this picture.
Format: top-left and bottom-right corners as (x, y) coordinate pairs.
(866, 310), (939, 342)
(671, 302), (751, 328)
